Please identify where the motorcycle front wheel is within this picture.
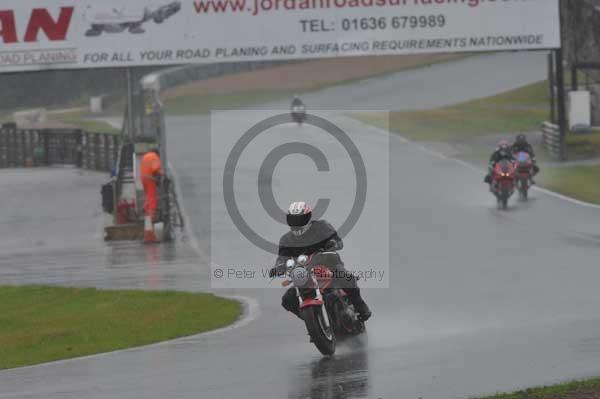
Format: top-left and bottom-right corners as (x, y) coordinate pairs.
(499, 188), (509, 210)
(302, 306), (336, 356)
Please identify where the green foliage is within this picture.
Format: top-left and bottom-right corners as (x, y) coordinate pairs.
(0, 67), (160, 112)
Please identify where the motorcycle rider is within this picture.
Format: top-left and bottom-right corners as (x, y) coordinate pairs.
(269, 202), (372, 322)
(291, 94), (304, 111)
(484, 140), (515, 184)
(512, 134), (540, 183)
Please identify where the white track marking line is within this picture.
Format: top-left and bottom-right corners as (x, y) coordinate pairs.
(1, 296), (260, 373)
(0, 163), (262, 373)
(346, 115), (600, 209)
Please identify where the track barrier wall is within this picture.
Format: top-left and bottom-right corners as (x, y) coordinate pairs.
(0, 125), (120, 172)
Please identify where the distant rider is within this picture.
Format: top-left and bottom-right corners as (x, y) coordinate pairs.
(484, 140), (515, 184)
(291, 94), (304, 111)
(269, 202), (372, 322)
(512, 134), (539, 183)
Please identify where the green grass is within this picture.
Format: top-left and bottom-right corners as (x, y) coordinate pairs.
(565, 131), (600, 159)
(51, 110), (120, 135)
(538, 165), (600, 204)
(163, 90), (295, 115)
(475, 377), (600, 399)
(354, 81), (549, 142)
(162, 55), (471, 115)
(0, 285), (241, 370)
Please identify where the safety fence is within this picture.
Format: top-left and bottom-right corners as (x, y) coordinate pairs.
(0, 124), (120, 172)
(542, 121), (562, 160)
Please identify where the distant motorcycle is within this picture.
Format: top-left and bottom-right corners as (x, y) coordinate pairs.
(491, 159), (516, 210)
(280, 252), (365, 356)
(291, 103), (306, 126)
(514, 151), (533, 200)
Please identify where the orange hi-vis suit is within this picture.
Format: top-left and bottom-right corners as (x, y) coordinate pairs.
(140, 151), (162, 220)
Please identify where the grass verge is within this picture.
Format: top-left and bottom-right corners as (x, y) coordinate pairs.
(538, 165), (600, 204)
(353, 80), (549, 142)
(0, 285), (241, 370)
(354, 78), (600, 204)
(475, 377), (600, 399)
(50, 110), (120, 134)
(157, 54), (473, 115)
(565, 131), (600, 159)
(163, 89), (293, 115)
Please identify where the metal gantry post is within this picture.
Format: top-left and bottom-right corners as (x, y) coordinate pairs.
(555, 48), (567, 162)
(548, 52), (556, 124)
(126, 68), (135, 141)
(556, 0), (567, 161)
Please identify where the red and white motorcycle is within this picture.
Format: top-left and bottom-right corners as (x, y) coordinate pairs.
(280, 252), (365, 356)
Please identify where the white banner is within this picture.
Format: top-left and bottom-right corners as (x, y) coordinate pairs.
(0, 0), (560, 72)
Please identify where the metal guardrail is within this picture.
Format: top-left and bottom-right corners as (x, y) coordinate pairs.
(542, 121), (562, 160)
(0, 126), (120, 171)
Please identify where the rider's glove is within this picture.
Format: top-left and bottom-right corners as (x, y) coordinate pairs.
(269, 263), (285, 278)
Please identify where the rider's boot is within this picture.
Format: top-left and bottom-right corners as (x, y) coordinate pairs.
(348, 291), (372, 321)
(282, 291), (304, 320)
(532, 164), (539, 184)
(354, 300), (371, 322)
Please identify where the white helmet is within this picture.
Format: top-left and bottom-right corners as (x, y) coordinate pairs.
(286, 201), (312, 236)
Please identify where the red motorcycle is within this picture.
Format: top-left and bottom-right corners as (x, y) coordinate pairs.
(514, 151), (533, 200)
(281, 252), (365, 355)
(491, 159), (516, 210)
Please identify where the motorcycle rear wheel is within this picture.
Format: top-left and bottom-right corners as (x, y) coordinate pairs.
(519, 178), (528, 200)
(303, 306), (336, 356)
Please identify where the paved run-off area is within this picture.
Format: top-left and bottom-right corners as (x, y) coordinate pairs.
(0, 167), (203, 291)
(2, 52), (600, 399)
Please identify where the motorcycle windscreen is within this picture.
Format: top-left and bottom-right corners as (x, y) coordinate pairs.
(311, 252), (342, 269)
(517, 152), (530, 163)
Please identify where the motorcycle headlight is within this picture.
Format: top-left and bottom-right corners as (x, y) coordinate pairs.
(290, 266), (310, 287)
(297, 254), (308, 265)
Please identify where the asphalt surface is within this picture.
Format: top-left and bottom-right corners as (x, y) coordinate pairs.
(0, 167), (201, 290)
(4, 51), (600, 399)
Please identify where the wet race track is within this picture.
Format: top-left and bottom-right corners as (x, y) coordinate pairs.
(3, 52), (600, 399)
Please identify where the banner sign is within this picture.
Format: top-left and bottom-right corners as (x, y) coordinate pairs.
(0, 0), (560, 72)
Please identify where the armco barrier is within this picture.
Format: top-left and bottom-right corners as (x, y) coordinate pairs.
(542, 121), (562, 160)
(0, 126), (120, 172)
